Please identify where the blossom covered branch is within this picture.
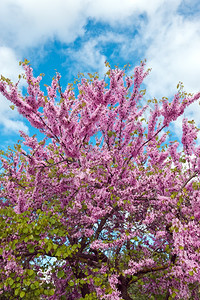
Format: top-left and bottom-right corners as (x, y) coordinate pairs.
(0, 61), (200, 299)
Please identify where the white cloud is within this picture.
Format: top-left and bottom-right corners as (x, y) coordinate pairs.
(0, 0), (176, 49)
(144, 12), (200, 98)
(0, 47), (28, 134)
(0, 92), (29, 135)
(87, 0), (169, 25)
(0, 110), (29, 134)
(63, 33), (127, 76)
(64, 39), (107, 77)
(0, 47), (22, 81)
(0, 0), (88, 48)
(133, 0), (200, 135)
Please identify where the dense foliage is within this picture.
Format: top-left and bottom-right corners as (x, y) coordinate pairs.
(0, 61), (200, 299)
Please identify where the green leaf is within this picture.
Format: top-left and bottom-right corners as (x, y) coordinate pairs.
(107, 130), (114, 137)
(23, 58), (30, 65)
(28, 246), (35, 253)
(34, 289), (41, 296)
(28, 269), (34, 276)
(80, 279), (86, 285)
(23, 227), (29, 234)
(48, 158), (54, 164)
(30, 283), (35, 289)
(171, 292), (176, 298)
(57, 270), (65, 278)
(189, 270), (194, 276)
(20, 291), (25, 298)
(25, 280), (31, 286)
(56, 250), (62, 257)
(15, 288), (20, 296)
(8, 278), (14, 286)
(49, 289), (55, 296)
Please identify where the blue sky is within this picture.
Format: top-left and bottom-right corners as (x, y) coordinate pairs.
(0, 0), (200, 149)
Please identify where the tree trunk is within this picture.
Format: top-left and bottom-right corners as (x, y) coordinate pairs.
(165, 290), (170, 300)
(81, 283), (91, 297)
(117, 275), (133, 300)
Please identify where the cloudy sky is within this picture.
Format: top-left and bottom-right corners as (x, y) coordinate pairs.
(0, 0), (200, 148)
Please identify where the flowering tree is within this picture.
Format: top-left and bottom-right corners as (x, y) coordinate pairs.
(0, 60), (200, 300)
